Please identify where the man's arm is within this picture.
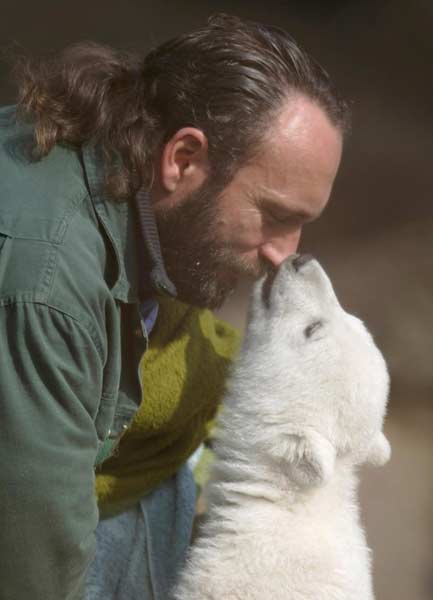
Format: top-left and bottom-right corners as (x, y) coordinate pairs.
(0, 301), (103, 599)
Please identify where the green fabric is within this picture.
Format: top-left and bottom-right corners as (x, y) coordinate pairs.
(96, 297), (239, 518)
(0, 106), (163, 599)
(0, 107), (115, 600)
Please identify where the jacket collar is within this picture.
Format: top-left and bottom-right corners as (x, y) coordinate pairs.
(81, 143), (176, 303)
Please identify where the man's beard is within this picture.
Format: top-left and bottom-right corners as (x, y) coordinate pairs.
(154, 180), (267, 309)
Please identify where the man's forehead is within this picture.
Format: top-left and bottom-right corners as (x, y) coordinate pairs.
(273, 96), (336, 138)
(265, 97), (342, 157)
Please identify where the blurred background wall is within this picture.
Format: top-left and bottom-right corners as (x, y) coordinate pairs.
(1, 1), (432, 598)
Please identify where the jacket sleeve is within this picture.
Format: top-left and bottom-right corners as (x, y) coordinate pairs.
(0, 302), (103, 600)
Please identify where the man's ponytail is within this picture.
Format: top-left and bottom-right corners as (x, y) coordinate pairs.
(14, 43), (158, 199)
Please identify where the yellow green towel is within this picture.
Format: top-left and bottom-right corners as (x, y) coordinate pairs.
(95, 297), (240, 518)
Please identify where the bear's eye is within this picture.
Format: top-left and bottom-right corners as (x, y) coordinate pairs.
(304, 320), (323, 339)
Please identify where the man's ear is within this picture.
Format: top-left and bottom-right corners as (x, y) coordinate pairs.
(366, 432), (391, 466)
(159, 127), (209, 197)
(285, 431), (336, 488)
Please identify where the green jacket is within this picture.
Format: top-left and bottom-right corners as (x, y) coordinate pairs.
(0, 106), (175, 599)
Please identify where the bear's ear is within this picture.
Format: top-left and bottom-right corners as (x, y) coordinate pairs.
(366, 432), (391, 466)
(286, 431), (336, 488)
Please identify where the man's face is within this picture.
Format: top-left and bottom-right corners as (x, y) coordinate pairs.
(154, 97), (343, 309)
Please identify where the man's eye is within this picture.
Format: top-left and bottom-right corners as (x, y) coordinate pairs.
(266, 210), (292, 224)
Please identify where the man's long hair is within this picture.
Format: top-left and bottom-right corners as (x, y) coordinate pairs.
(14, 14), (349, 200)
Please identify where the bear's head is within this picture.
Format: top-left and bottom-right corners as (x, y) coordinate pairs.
(238, 254), (391, 488)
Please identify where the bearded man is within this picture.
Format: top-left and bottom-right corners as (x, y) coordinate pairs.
(0, 14), (348, 600)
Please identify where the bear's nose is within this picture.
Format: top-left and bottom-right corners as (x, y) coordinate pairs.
(292, 254), (314, 271)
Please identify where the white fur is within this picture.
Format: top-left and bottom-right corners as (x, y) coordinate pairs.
(173, 256), (390, 600)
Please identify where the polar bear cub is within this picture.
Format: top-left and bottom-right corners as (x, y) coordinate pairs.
(173, 254), (391, 600)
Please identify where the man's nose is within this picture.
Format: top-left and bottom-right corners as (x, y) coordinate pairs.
(258, 229), (302, 268)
